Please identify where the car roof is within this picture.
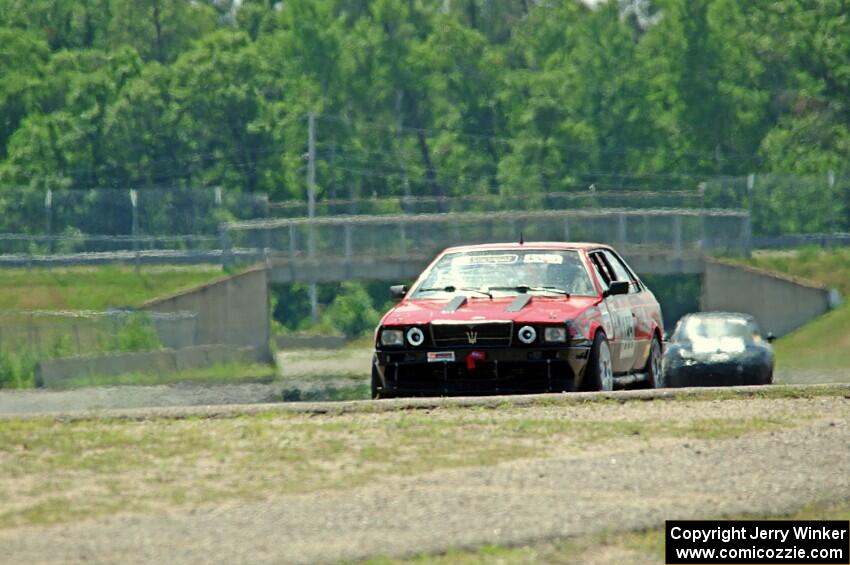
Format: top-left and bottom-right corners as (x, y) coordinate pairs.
(681, 312), (755, 321)
(440, 242), (610, 253)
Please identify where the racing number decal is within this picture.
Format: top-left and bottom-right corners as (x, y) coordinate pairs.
(612, 309), (635, 360)
(590, 250), (636, 362)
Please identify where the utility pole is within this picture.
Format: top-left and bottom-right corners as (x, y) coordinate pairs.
(744, 173), (754, 257)
(308, 111), (317, 229)
(395, 90), (412, 202)
(307, 112), (319, 324)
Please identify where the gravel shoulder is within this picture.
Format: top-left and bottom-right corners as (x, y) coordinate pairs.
(0, 338), (843, 416)
(0, 393), (847, 564)
(0, 381), (281, 415)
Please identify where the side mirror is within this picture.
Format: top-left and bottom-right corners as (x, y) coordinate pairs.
(390, 284), (408, 300)
(766, 332), (775, 343)
(604, 280), (629, 297)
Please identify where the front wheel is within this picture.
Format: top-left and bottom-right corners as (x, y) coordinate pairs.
(371, 363), (383, 399)
(645, 336), (665, 389)
(586, 332), (614, 391)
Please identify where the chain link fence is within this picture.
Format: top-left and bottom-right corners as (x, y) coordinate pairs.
(0, 173), (846, 266)
(226, 208), (751, 265)
(701, 172), (849, 236)
(268, 190), (705, 217)
(0, 187), (269, 261)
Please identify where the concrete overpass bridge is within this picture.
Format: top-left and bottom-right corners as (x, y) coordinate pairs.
(223, 207), (750, 283)
(217, 207), (833, 337)
(128, 206), (830, 354)
(263, 250), (707, 284)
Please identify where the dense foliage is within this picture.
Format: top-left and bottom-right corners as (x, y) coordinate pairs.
(1, 0), (849, 205)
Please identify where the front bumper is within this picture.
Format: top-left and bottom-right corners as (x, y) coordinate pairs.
(373, 346), (591, 396)
(664, 357), (772, 387)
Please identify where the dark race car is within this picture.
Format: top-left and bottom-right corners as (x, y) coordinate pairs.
(372, 242), (665, 398)
(663, 312), (775, 387)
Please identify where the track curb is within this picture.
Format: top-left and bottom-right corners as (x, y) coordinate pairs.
(1, 382), (847, 422)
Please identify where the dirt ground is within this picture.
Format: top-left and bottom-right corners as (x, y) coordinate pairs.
(0, 390), (847, 564)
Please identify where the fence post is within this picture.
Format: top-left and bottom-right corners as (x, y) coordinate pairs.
(262, 194), (271, 254)
(698, 182), (706, 251)
(45, 189), (53, 255)
(744, 173), (754, 257)
(563, 217), (571, 242)
(130, 189), (140, 269)
(288, 223), (297, 280)
(617, 213), (627, 248)
(219, 224), (232, 268)
(672, 214), (682, 260)
(344, 222), (353, 277)
(399, 222), (408, 260)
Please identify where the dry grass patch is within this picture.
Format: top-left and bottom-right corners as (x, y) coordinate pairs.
(0, 396), (840, 529)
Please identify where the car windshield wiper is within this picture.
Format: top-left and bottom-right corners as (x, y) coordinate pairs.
(488, 285), (571, 297)
(418, 286), (493, 299)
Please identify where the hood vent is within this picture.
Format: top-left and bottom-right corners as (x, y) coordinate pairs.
(442, 295), (467, 313)
(506, 294), (532, 312)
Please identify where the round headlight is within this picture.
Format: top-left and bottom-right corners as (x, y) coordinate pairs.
(406, 327), (425, 347)
(518, 325), (537, 345)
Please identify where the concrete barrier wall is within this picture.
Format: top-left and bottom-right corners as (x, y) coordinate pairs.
(144, 267), (270, 357)
(35, 345), (268, 388)
(701, 259), (833, 337)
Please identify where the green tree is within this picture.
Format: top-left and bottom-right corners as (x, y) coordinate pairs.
(0, 28), (49, 159)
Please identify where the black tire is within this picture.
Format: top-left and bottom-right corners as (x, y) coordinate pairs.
(644, 336), (665, 388)
(585, 332), (614, 391)
(372, 363), (392, 400)
(759, 366), (774, 386)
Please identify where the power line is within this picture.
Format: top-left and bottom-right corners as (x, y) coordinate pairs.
(312, 112), (764, 165)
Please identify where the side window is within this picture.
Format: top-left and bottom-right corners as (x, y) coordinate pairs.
(589, 252), (613, 292)
(603, 250), (640, 293)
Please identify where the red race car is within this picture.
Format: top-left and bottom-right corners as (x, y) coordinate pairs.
(372, 242), (665, 398)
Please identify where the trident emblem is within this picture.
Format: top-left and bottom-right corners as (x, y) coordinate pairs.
(466, 331), (478, 344)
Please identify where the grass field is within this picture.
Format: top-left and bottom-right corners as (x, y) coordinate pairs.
(745, 246), (850, 295)
(54, 362), (277, 390)
(0, 265), (225, 311)
(0, 385), (844, 530)
(742, 247), (850, 370)
(0, 265), (235, 389)
(773, 302), (850, 370)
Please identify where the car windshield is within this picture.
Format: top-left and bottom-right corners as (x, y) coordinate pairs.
(673, 316), (755, 343)
(412, 249), (596, 298)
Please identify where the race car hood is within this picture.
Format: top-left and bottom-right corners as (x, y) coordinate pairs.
(381, 295), (600, 326)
